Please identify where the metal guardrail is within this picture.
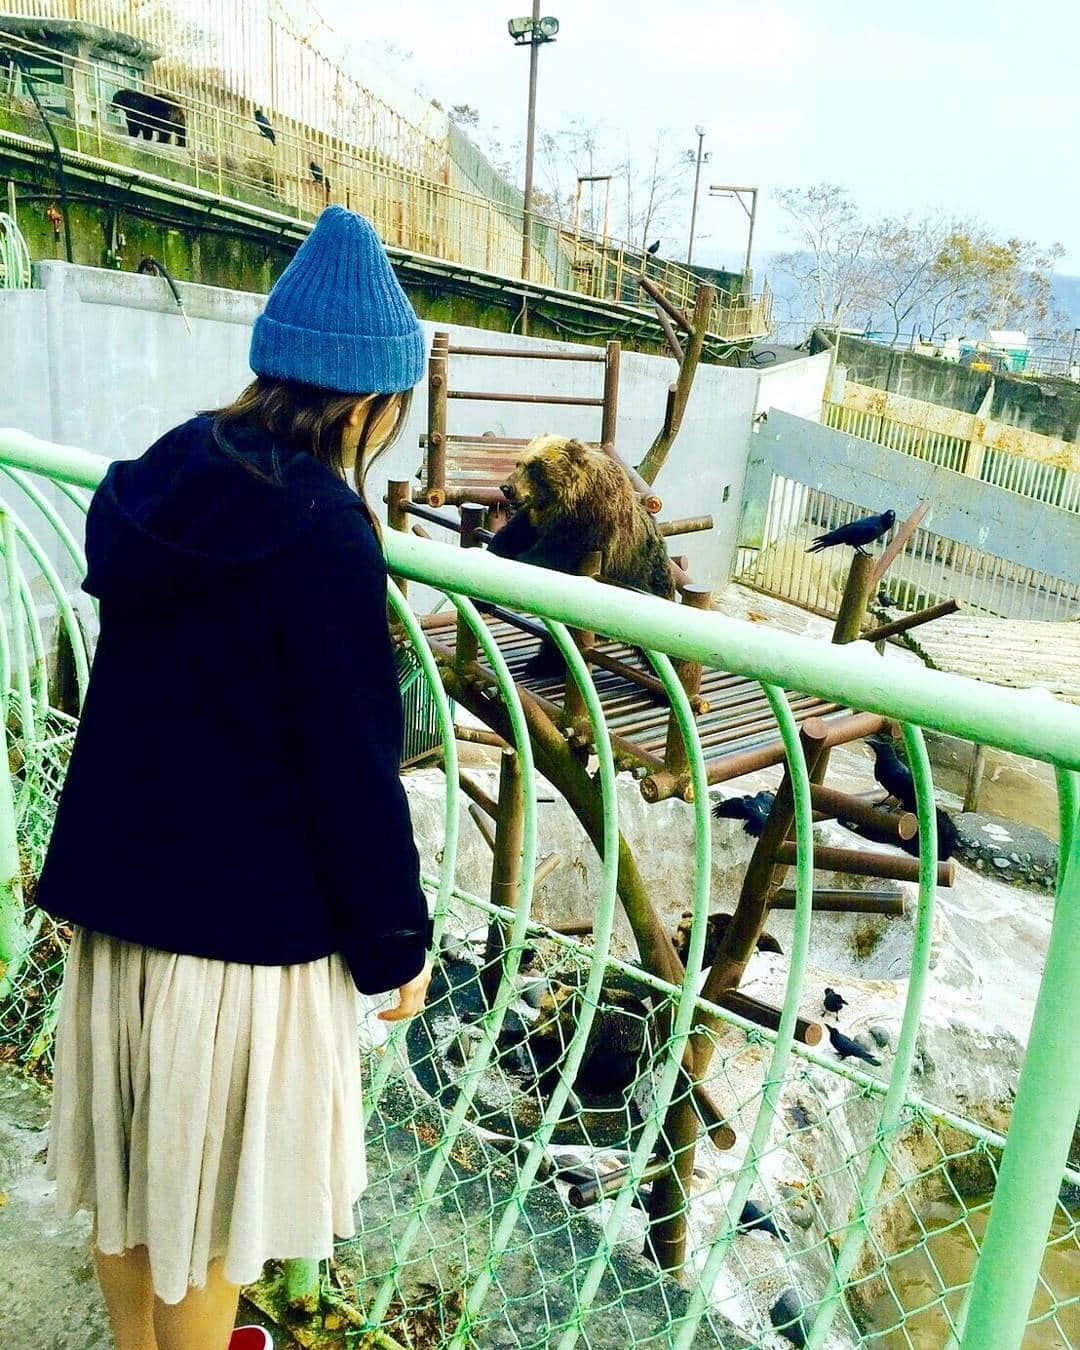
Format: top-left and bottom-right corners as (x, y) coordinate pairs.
(0, 24), (772, 342)
(0, 426), (1077, 1348)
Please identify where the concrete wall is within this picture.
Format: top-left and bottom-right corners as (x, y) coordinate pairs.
(755, 350), (830, 422)
(836, 334), (1080, 442)
(0, 261), (779, 592)
(742, 410), (1080, 582)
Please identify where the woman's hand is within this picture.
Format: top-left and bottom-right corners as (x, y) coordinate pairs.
(377, 957), (433, 1022)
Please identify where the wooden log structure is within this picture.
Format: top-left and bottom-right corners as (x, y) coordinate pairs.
(774, 840), (956, 887)
(770, 887), (905, 915)
(717, 990), (823, 1046)
(862, 599), (961, 644)
(809, 783), (918, 840)
(482, 750), (524, 1005)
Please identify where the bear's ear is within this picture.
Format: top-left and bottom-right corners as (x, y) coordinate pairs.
(563, 438), (588, 462)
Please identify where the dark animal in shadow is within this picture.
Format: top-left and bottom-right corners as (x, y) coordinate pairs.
(673, 909), (783, 969)
(112, 88), (186, 146)
(867, 735), (959, 860)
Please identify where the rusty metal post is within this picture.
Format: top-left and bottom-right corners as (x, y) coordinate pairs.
(426, 332), (449, 506)
(482, 749), (524, 1006)
(600, 339), (621, 448)
(964, 742), (987, 813)
(386, 478), (411, 599)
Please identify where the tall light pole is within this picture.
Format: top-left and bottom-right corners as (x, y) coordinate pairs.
(508, 8), (559, 298)
(684, 126), (709, 267)
(708, 183), (759, 280)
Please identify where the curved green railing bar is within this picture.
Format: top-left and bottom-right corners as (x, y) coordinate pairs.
(1, 426), (1079, 1350)
(362, 591), (540, 1333)
(445, 616), (620, 1347)
(804, 722), (940, 1348)
(552, 646), (712, 1349)
(671, 680), (816, 1347)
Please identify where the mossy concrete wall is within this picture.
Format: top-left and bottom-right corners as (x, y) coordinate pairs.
(831, 333), (1080, 442)
(1, 123), (693, 355)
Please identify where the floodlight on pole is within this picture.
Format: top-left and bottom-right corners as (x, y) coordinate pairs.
(708, 182), (759, 280)
(509, 5), (560, 326)
(684, 126), (709, 267)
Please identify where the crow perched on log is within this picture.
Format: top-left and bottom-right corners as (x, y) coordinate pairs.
(823, 986), (847, 1015)
(807, 509), (895, 556)
(867, 736), (959, 860)
(254, 108), (276, 143)
(738, 1198), (789, 1242)
(646, 238), (661, 254)
(827, 1024), (881, 1067)
(712, 790), (775, 837)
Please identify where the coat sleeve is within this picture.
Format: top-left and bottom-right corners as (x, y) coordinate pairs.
(279, 503), (432, 995)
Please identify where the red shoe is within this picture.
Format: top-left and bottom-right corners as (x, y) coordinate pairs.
(229, 1329), (273, 1349)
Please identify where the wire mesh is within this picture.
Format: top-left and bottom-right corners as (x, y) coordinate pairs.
(0, 435), (1077, 1348)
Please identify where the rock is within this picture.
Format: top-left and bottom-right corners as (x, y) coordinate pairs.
(993, 857), (1010, 869)
(868, 1025), (891, 1049)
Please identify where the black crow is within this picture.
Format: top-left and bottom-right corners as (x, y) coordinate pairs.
(827, 1024), (881, 1067)
(712, 790), (775, 837)
(254, 108), (276, 143)
(877, 587), (901, 608)
(738, 1198), (789, 1242)
(770, 1289), (810, 1347)
(868, 736), (959, 860)
(867, 735), (916, 809)
(646, 239), (661, 255)
(807, 509), (895, 555)
(823, 986), (847, 1015)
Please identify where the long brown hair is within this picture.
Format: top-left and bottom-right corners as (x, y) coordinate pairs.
(209, 377), (412, 531)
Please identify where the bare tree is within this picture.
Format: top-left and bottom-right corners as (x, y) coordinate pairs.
(773, 183), (876, 329)
(618, 129), (690, 250)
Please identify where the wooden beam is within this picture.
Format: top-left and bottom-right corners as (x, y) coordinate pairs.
(775, 840), (955, 887)
(869, 500), (929, 587)
(862, 599), (960, 643)
(770, 887), (905, 915)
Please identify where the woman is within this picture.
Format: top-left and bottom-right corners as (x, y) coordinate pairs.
(36, 207), (434, 1350)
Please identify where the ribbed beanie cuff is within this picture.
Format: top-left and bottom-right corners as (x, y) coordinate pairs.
(249, 207), (426, 394)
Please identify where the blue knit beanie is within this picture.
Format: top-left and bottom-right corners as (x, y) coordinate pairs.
(249, 207), (425, 394)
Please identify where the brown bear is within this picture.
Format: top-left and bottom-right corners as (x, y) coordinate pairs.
(488, 434), (675, 676)
(489, 434), (674, 597)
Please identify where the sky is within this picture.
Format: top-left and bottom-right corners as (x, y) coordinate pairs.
(314, 0), (1080, 273)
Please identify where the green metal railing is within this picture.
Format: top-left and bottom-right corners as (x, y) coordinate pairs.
(0, 425), (1078, 1348)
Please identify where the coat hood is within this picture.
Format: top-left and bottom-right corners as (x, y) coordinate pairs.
(83, 414), (359, 609)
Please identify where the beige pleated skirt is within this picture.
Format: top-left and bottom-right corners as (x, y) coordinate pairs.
(46, 924), (368, 1304)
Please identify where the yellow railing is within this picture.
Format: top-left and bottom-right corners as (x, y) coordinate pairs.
(0, 22), (772, 341)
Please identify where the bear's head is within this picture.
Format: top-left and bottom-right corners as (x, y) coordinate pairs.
(500, 434), (597, 525)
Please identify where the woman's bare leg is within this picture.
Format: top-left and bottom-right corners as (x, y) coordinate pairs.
(152, 1257), (242, 1350)
(90, 1216), (158, 1350)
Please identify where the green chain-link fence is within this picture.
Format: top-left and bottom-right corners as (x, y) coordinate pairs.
(0, 427), (1078, 1348)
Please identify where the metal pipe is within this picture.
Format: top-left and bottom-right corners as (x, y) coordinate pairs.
(519, 0), (542, 294)
(446, 345), (605, 361)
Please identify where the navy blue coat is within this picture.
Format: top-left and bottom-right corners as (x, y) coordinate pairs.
(35, 415), (432, 995)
